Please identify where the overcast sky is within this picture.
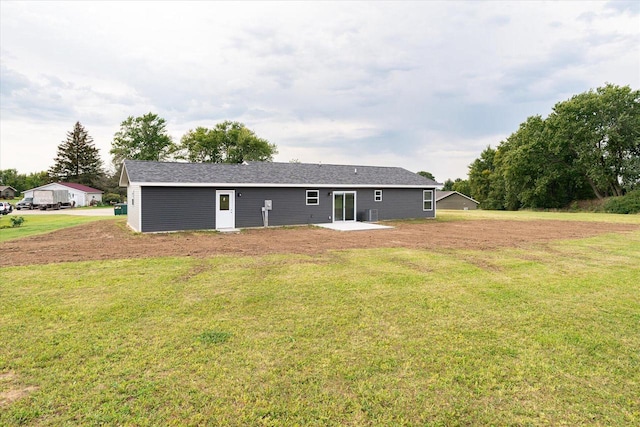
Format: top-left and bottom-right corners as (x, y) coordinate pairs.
(1, 1), (638, 182)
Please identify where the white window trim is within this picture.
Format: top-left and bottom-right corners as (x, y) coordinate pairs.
(306, 189), (319, 205)
(423, 190), (433, 211)
(374, 189), (382, 202)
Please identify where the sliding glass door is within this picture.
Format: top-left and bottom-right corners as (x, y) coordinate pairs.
(334, 192), (356, 222)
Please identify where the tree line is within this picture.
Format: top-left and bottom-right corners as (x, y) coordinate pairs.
(0, 115), (277, 201)
(443, 84), (639, 210)
(3, 84), (637, 209)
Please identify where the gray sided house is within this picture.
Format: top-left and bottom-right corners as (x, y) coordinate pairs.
(119, 160), (440, 233)
(0, 186), (17, 199)
(435, 190), (479, 210)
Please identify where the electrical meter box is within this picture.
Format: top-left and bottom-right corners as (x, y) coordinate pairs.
(264, 200), (272, 210)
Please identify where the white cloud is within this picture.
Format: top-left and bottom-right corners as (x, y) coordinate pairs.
(1, 1), (638, 179)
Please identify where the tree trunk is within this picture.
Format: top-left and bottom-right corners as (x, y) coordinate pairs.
(612, 182), (623, 197)
(586, 176), (604, 199)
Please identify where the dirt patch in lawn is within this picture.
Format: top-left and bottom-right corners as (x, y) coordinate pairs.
(2, 218), (638, 267)
(0, 372), (38, 407)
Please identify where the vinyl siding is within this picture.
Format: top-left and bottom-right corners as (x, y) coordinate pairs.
(141, 187), (215, 232)
(355, 188), (435, 220)
(137, 186), (436, 232)
(127, 184), (141, 232)
(235, 187), (330, 227)
(437, 194), (478, 210)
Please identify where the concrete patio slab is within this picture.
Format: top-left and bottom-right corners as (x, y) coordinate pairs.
(316, 222), (394, 231)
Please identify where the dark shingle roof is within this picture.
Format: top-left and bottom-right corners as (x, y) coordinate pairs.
(436, 190), (478, 203)
(435, 190), (455, 201)
(121, 160), (439, 187)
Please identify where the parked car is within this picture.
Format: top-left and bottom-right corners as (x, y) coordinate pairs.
(16, 197), (33, 210)
(0, 202), (13, 215)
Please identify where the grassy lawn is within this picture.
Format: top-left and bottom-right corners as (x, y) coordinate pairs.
(1, 224), (639, 425)
(0, 215), (115, 243)
(436, 209), (640, 224)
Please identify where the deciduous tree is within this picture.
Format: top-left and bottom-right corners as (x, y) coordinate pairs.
(464, 84), (638, 210)
(452, 179), (472, 197)
(549, 84), (640, 198)
(0, 169), (50, 193)
(176, 121), (277, 163)
(417, 171), (436, 181)
(468, 146), (503, 209)
(442, 179), (455, 191)
(110, 113), (175, 167)
(496, 115), (587, 209)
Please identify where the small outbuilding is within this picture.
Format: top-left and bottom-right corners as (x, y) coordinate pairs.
(435, 190), (479, 210)
(119, 160), (441, 233)
(22, 182), (103, 207)
(0, 186), (17, 199)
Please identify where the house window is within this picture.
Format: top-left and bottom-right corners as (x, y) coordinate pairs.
(423, 190), (433, 211)
(306, 190), (319, 205)
(374, 189), (382, 202)
(219, 194), (230, 210)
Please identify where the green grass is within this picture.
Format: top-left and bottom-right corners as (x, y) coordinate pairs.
(1, 229), (639, 425)
(436, 208), (640, 224)
(0, 215), (115, 242)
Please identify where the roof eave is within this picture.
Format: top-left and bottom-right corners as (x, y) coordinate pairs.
(437, 191), (479, 204)
(119, 163), (130, 187)
(127, 182), (440, 189)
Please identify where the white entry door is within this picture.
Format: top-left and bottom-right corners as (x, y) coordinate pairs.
(216, 190), (235, 229)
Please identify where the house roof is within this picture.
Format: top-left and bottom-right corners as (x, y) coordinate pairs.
(24, 182), (102, 194)
(120, 160), (440, 188)
(435, 190), (479, 204)
(58, 182), (103, 193)
(0, 186), (17, 192)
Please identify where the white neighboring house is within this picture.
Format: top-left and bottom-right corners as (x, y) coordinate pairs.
(23, 182), (103, 207)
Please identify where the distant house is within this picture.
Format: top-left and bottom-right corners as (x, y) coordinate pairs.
(22, 182), (103, 207)
(119, 160), (441, 233)
(0, 186), (17, 199)
(435, 190), (479, 210)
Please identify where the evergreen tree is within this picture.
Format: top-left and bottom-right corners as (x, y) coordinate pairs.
(49, 121), (104, 188)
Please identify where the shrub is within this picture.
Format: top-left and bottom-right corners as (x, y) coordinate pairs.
(568, 198), (606, 213)
(604, 190), (640, 214)
(103, 192), (123, 205)
(10, 216), (25, 227)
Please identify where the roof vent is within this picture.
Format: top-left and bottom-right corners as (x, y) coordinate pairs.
(354, 168), (357, 174)
(242, 161), (249, 165)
